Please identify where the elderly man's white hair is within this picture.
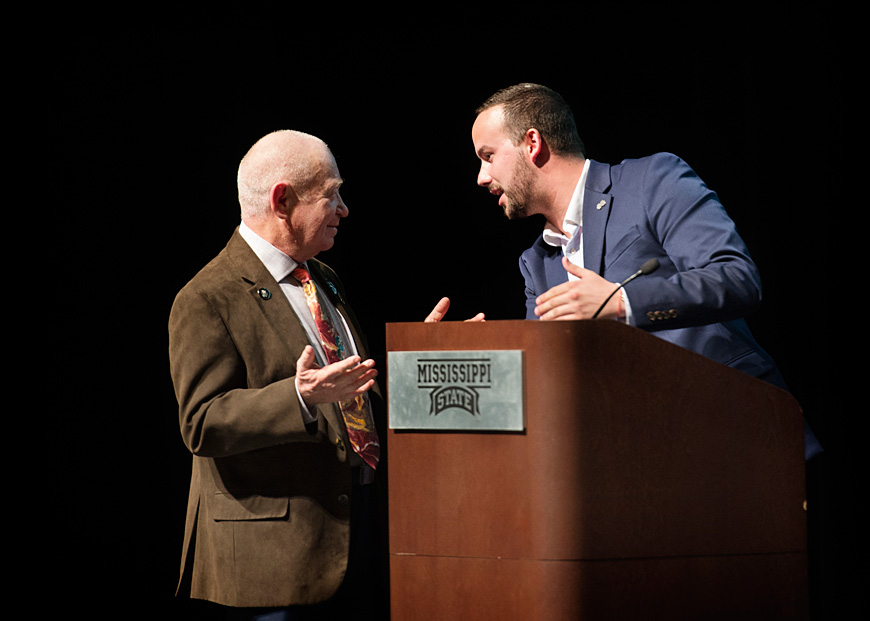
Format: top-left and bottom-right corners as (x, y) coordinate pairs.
(237, 130), (332, 220)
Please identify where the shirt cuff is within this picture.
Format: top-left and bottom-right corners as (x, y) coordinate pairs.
(621, 289), (634, 325)
(295, 377), (318, 425)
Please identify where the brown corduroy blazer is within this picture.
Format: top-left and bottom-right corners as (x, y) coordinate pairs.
(168, 228), (381, 608)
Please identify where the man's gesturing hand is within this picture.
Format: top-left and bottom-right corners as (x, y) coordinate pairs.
(424, 297), (485, 323)
(296, 345), (377, 406)
(534, 258), (621, 320)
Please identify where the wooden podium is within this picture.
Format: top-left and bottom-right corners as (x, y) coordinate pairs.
(385, 320), (808, 620)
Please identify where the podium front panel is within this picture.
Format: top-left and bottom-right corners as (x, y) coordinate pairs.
(385, 320), (807, 619)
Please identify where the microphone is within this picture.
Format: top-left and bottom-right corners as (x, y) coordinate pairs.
(591, 258), (660, 319)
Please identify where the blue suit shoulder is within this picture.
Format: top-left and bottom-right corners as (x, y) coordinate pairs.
(607, 152), (694, 184)
(521, 153), (688, 253)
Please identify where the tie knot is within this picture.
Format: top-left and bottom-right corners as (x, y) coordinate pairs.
(292, 266), (311, 284)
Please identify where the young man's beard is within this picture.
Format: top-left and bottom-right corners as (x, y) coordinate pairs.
(501, 155), (536, 220)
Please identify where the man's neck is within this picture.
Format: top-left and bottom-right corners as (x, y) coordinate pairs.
(242, 217), (307, 262)
(541, 157), (586, 235)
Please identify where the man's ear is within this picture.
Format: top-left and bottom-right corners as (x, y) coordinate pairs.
(524, 128), (549, 167)
(270, 182), (298, 219)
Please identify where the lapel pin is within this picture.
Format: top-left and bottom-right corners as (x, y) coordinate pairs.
(596, 200), (606, 210)
(258, 288), (272, 300)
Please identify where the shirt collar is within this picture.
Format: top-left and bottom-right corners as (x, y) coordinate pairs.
(542, 160), (589, 247)
(238, 221), (302, 283)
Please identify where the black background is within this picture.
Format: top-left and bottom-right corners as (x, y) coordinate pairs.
(61, 7), (859, 619)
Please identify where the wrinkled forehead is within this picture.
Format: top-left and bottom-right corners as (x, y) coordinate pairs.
(308, 156), (344, 191)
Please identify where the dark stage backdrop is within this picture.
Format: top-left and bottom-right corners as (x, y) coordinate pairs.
(61, 10), (857, 620)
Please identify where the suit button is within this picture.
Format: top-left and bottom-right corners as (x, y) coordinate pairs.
(338, 494), (349, 506)
(335, 438), (345, 451)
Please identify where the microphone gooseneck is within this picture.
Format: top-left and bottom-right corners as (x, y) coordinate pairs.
(591, 259), (660, 319)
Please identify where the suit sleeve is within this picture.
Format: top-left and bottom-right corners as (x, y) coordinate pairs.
(169, 285), (318, 459)
(518, 251), (538, 320)
(622, 153), (763, 330)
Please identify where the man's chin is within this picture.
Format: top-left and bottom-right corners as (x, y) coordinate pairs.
(503, 204), (529, 220)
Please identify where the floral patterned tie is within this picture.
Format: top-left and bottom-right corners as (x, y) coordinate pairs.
(292, 266), (380, 469)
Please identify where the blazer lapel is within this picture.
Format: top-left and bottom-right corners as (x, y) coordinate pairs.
(581, 159), (613, 276)
(544, 249), (569, 288)
(225, 230), (311, 355)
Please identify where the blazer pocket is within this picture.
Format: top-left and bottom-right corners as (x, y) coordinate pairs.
(604, 225), (642, 269)
(209, 492), (289, 521)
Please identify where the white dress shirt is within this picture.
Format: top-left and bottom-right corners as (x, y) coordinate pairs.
(541, 161), (590, 277)
(540, 163), (633, 323)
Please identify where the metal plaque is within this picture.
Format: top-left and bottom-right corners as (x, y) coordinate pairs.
(387, 350), (524, 431)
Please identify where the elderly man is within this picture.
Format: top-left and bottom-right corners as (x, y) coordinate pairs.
(169, 130), (385, 619)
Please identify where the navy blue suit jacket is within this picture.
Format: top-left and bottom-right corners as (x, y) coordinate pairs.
(519, 153), (820, 459)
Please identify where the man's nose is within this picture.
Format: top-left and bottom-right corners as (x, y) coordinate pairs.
(477, 165), (491, 187)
